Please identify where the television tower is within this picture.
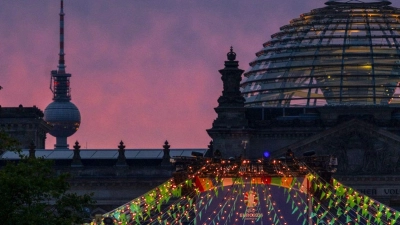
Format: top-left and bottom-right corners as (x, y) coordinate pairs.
(44, 0), (81, 149)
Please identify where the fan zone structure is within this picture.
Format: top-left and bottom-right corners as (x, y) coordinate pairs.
(90, 154), (400, 225)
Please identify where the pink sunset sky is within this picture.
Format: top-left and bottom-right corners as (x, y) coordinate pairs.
(2, 0), (397, 149)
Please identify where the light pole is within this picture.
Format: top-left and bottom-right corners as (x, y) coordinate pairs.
(241, 140), (248, 158)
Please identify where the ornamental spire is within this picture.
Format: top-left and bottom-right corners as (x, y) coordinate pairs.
(58, 0), (66, 73)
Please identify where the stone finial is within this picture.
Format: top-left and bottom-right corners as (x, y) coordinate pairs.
(73, 140), (81, 150)
(227, 46), (236, 61)
(163, 140), (170, 151)
(29, 140), (36, 159)
(116, 140), (128, 167)
(71, 141), (83, 167)
(118, 140), (125, 150)
(204, 140), (214, 157)
(161, 140), (171, 166)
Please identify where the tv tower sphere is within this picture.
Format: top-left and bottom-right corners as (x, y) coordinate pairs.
(44, 0), (80, 149)
(44, 101), (81, 138)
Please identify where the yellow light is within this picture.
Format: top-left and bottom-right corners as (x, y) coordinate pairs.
(361, 65), (372, 70)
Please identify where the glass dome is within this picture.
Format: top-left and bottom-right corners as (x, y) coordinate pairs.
(241, 0), (400, 107)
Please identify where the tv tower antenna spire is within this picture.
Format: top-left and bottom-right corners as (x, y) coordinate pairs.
(49, 0), (70, 101)
(58, 0), (66, 73)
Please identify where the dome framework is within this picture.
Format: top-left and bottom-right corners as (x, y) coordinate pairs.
(242, 0), (400, 107)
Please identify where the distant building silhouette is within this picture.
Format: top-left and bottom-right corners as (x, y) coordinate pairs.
(0, 105), (50, 150)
